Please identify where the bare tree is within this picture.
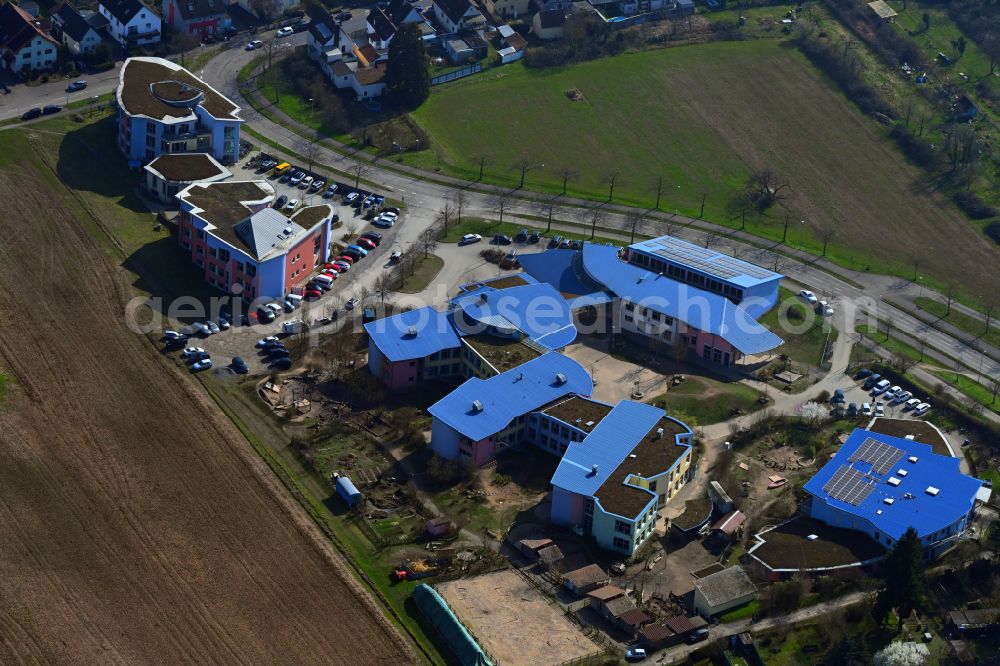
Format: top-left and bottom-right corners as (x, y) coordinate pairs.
(511, 156), (536, 188)
(543, 201), (555, 233)
(492, 192), (512, 223)
(653, 175), (664, 209)
(985, 300), (996, 332)
(557, 167), (578, 195)
(295, 137), (322, 173)
(451, 189), (467, 225)
(944, 282), (957, 317)
(626, 211), (645, 243)
(350, 163), (370, 189)
(910, 253), (922, 281)
(818, 224), (835, 257)
(604, 169), (622, 202)
(418, 227), (438, 258)
(472, 154), (491, 181)
(358, 284), (372, 306)
(344, 218), (358, 239)
(745, 169), (790, 211)
(589, 207), (605, 239)
(435, 201), (452, 237)
(374, 271), (392, 304)
(990, 377), (999, 404)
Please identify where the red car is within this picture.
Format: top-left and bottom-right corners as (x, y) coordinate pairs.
(357, 237), (376, 249)
(321, 269), (338, 278)
(305, 289), (323, 298)
(324, 262), (341, 270)
(326, 264), (344, 273)
(336, 255), (354, 264)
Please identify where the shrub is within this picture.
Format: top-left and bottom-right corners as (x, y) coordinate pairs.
(953, 191), (998, 220)
(889, 124), (940, 169)
(985, 222), (1000, 247)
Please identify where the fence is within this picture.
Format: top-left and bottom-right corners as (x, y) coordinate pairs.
(431, 63), (482, 86)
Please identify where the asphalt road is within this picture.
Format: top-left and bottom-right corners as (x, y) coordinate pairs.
(0, 64), (122, 121)
(197, 44), (1000, 385)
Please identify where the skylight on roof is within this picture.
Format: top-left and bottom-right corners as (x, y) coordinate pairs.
(887, 477), (901, 486)
(926, 486), (940, 496)
(897, 469), (908, 477)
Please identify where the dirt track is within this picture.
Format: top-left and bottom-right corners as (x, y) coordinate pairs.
(0, 168), (415, 662)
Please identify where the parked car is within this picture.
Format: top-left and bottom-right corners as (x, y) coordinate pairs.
(528, 230), (540, 243)
(625, 647), (647, 662)
(372, 215), (395, 228)
(903, 397), (921, 411)
(257, 336), (280, 347)
(20, 107), (42, 121)
(379, 211), (398, 221)
(862, 402), (872, 416)
(383, 206), (400, 215)
(276, 26), (294, 37)
(493, 233), (512, 245)
(245, 39), (263, 50)
(231, 357), (249, 374)
(66, 80), (87, 92)
(322, 185), (338, 198)
(914, 402), (931, 416)
(460, 233), (482, 246)
(570, 239), (583, 249)
(820, 302), (834, 317)
(181, 346), (206, 358)
(347, 244), (368, 256)
(798, 289), (818, 305)
(345, 297), (360, 310)
(515, 228), (528, 242)
(163, 329), (183, 341)
(299, 175), (313, 189)
(305, 289), (323, 299)
(310, 179), (325, 192)
(884, 385), (902, 401)
(848, 402), (858, 417)
(892, 390), (913, 405)
(271, 357), (292, 370)
(275, 194), (288, 208)
(875, 401), (885, 417)
(871, 379), (891, 396)
(832, 389), (846, 404)
(268, 348), (291, 359)
(862, 374), (882, 390)
(206, 321), (221, 334)
(357, 237), (376, 250)
(335, 254), (354, 264)
(218, 318), (231, 330)
(289, 170), (305, 185)
(549, 236), (563, 248)
(855, 368), (873, 380)
(191, 358), (213, 371)
(687, 628), (710, 645)
(257, 309), (276, 323)
(284, 198), (299, 211)
(362, 231), (382, 244)
(344, 191), (360, 203)
(42, 104), (62, 115)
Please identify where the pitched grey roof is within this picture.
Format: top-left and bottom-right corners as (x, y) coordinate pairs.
(694, 566), (756, 608)
(100, 0), (151, 25)
(53, 2), (99, 42)
(234, 209), (306, 261)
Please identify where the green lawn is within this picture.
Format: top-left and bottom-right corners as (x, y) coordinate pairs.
(649, 376), (765, 426)
(759, 288), (838, 369)
(914, 297), (1000, 351)
(407, 40), (1000, 302)
(398, 254), (444, 293)
(716, 599), (761, 622)
(925, 368), (1000, 416)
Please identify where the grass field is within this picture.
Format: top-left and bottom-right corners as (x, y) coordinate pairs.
(758, 288), (838, 369)
(926, 368), (1000, 416)
(649, 376), (765, 426)
(408, 40), (1000, 301)
(398, 254), (444, 293)
(914, 297), (1000, 351)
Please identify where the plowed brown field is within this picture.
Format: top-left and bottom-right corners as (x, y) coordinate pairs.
(0, 139), (415, 664)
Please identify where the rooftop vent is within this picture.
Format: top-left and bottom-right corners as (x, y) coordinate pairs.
(585, 420), (595, 427)
(884, 498), (895, 505)
(406, 326), (417, 337)
(575, 418), (582, 423)
(283, 226), (293, 236)
(471, 399), (484, 413)
(905, 435), (915, 440)
(887, 477), (901, 486)
(897, 469), (908, 477)
(904, 493), (915, 499)
(806, 534), (819, 541)
(926, 486), (940, 496)
(655, 427), (664, 439)
(908, 456), (919, 463)
(480, 292), (488, 302)
(589, 464), (599, 476)
(876, 510), (883, 515)
(629, 454), (637, 459)
(555, 372), (567, 385)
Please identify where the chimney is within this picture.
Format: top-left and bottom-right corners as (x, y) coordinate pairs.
(555, 372), (567, 385)
(590, 464), (599, 476)
(472, 399), (484, 413)
(655, 427), (664, 439)
(406, 325), (417, 337)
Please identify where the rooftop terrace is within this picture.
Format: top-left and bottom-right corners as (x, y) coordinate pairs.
(542, 396), (613, 434)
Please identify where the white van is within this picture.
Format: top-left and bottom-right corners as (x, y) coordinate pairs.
(286, 293), (304, 305)
(871, 379), (891, 395)
(313, 274), (334, 286)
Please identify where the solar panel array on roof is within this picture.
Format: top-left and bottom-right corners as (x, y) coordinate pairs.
(849, 438), (905, 475)
(639, 236), (776, 282)
(822, 465), (878, 506)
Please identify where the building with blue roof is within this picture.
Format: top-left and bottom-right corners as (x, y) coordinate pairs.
(550, 401), (694, 556)
(365, 275), (580, 389)
(428, 352), (593, 466)
(804, 429), (986, 559)
(626, 235), (782, 316)
(518, 239), (784, 366)
(451, 281), (578, 351)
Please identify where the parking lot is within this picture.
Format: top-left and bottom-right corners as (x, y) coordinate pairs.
(162, 151), (414, 375)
